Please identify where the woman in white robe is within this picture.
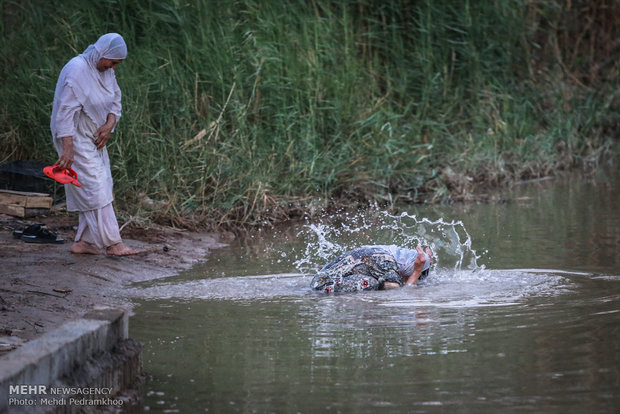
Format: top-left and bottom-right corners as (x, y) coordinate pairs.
(51, 33), (137, 256)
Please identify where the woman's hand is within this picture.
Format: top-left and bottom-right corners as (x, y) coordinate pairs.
(94, 123), (113, 149)
(56, 136), (74, 169)
(94, 113), (116, 149)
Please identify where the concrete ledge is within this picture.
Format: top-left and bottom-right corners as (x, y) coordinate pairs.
(0, 307), (142, 413)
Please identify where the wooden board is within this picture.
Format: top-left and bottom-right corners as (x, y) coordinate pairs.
(0, 204), (50, 218)
(0, 189), (52, 209)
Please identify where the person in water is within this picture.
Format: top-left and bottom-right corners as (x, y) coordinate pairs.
(310, 245), (433, 293)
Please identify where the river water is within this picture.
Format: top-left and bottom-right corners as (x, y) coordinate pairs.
(129, 166), (619, 413)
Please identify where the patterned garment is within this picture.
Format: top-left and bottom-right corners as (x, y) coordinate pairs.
(310, 247), (405, 294)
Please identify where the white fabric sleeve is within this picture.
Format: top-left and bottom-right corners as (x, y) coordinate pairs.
(108, 76), (122, 132)
(109, 74), (122, 118)
(53, 83), (82, 139)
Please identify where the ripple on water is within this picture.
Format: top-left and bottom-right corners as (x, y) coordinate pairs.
(128, 268), (575, 309)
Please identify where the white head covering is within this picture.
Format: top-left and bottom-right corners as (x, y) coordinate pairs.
(82, 33), (128, 69)
(51, 33), (126, 139)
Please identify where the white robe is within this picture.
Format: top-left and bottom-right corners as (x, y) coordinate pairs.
(50, 33), (127, 211)
(51, 84), (116, 211)
(50, 33), (127, 248)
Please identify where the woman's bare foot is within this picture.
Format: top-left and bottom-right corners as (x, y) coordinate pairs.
(106, 242), (139, 256)
(71, 240), (102, 255)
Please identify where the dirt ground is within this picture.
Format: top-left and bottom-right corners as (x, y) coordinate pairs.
(0, 212), (229, 354)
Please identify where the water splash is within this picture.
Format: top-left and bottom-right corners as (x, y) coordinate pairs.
(292, 210), (482, 274)
(127, 269), (574, 305)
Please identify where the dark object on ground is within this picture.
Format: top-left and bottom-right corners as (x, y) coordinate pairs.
(13, 223), (43, 239)
(15, 223), (65, 244)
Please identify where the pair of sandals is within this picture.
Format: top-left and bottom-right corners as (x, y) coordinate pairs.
(43, 165), (82, 187)
(12, 224), (65, 244)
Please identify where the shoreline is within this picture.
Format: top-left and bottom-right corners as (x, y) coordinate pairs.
(0, 213), (228, 353)
(1, 160), (616, 352)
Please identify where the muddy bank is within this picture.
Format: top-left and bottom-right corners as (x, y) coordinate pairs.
(0, 213), (228, 353)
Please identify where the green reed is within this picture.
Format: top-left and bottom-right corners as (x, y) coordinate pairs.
(1, 0), (617, 228)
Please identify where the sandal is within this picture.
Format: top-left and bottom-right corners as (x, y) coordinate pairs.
(12, 224), (42, 239)
(20, 225), (65, 244)
(43, 165), (82, 187)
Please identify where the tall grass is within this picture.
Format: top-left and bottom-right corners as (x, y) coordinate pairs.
(1, 0), (618, 228)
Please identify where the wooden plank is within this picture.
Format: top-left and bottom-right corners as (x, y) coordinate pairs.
(0, 189), (50, 197)
(0, 190), (52, 209)
(27, 197), (53, 209)
(0, 204), (25, 217)
(0, 204), (51, 218)
(0, 193), (28, 206)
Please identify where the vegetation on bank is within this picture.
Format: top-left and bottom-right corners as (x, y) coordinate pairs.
(1, 0), (618, 229)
